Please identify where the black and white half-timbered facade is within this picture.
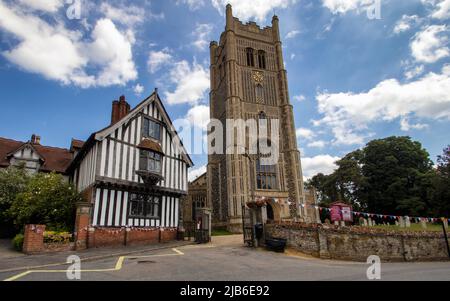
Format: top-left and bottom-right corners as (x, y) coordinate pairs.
(68, 92), (193, 232)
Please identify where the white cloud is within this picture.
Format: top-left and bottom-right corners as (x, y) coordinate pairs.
(0, 2), (137, 88)
(411, 25), (449, 64)
(18, 0), (63, 13)
(404, 64), (425, 80)
(192, 23), (214, 51)
(100, 2), (151, 28)
(178, 0), (206, 10)
(211, 0), (297, 22)
(307, 140), (327, 148)
(296, 128), (316, 140)
(294, 94), (306, 102)
(85, 19), (138, 87)
(285, 30), (301, 39)
(186, 105), (210, 129)
(426, 0), (450, 20)
(393, 15), (421, 34)
(302, 155), (339, 179)
(133, 84), (144, 96)
(164, 60), (210, 105)
(321, 0), (373, 14)
(147, 49), (173, 74)
(315, 65), (450, 145)
(188, 165), (207, 182)
(400, 116), (429, 131)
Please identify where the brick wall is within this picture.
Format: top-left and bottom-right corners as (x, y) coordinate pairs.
(23, 224), (46, 254)
(126, 228), (159, 246)
(266, 222), (449, 262)
(87, 227), (179, 248)
(160, 228), (178, 242)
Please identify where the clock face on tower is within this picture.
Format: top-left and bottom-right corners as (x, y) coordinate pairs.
(252, 71), (264, 84)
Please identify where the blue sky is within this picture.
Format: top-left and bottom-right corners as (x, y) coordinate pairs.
(0, 0), (449, 180)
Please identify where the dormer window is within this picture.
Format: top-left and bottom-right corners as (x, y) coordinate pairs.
(143, 117), (161, 141)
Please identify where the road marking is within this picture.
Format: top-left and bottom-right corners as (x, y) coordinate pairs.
(3, 248), (184, 282)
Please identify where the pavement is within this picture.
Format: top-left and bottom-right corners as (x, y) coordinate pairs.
(0, 235), (449, 281)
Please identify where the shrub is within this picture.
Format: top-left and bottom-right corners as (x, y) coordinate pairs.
(43, 231), (73, 244)
(12, 234), (24, 251)
(9, 173), (82, 232)
(0, 165), (30, 236)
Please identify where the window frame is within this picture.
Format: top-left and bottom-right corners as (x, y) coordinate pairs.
(142, 117), (162, 141)
(128, 193), (161, 219)
(257, 50), (266, 69)
(139, 150), (162, 174)
(246, 48), (255, 67)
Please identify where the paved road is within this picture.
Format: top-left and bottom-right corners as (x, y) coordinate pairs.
(1, 235), (449, 281)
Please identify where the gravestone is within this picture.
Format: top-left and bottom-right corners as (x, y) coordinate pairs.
(421, 220), (427, 229)
(405, 217), (411, 228)
(398, 217), (405, 228)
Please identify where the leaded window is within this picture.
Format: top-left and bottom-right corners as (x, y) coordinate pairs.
(143, 118), (161, 141)
(256, 160), (278, 190)
(139, 150), (162, 173)
(129, 194), (160, 218)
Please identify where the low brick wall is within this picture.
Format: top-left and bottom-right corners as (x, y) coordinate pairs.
(160, 228), (178, 242)
(266, 222), (450, 262)
(126, 228), (160, 246)
(87, 227), (179, 248)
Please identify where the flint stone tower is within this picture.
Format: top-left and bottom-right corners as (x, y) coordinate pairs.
(207, 5), (307, 232)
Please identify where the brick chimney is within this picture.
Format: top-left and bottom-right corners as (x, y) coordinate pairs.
(111, 95), (131, 125)
(31, 134), (41, 145)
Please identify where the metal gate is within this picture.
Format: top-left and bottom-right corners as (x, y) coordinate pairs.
(242, 205), (254, 247)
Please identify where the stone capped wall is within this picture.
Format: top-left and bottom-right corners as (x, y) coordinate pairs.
(266, 222), (449, 262)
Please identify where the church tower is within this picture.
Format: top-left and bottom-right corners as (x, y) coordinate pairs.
(208, 5), (307, 232)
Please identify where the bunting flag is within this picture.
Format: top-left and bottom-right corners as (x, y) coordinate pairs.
(300, 203), (448, 223)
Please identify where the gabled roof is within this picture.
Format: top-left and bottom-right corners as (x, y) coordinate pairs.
(67, 91), (194, 173)
(0, 137), (72, 173)
(189, 172), (207, 185)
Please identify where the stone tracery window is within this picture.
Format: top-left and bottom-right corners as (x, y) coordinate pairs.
(246, 48), (255, 67)
(255, 84), (263, 103)
(255, 112), (278, 190)
(257, 50), (266, 69)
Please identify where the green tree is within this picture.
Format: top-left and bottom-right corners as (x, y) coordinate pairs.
(0, 165), (30, 237)
(361, 136), (434, 216)
(9, 173), (81, 232)
(430, 146), (450, 216)
(307, 136), (437, 217)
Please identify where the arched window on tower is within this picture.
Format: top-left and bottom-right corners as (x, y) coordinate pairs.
(257, 50), (266, 69)
(255, 112), (278, 190)
(246, 48), (255, 67)
(255, 84), (263, 103)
